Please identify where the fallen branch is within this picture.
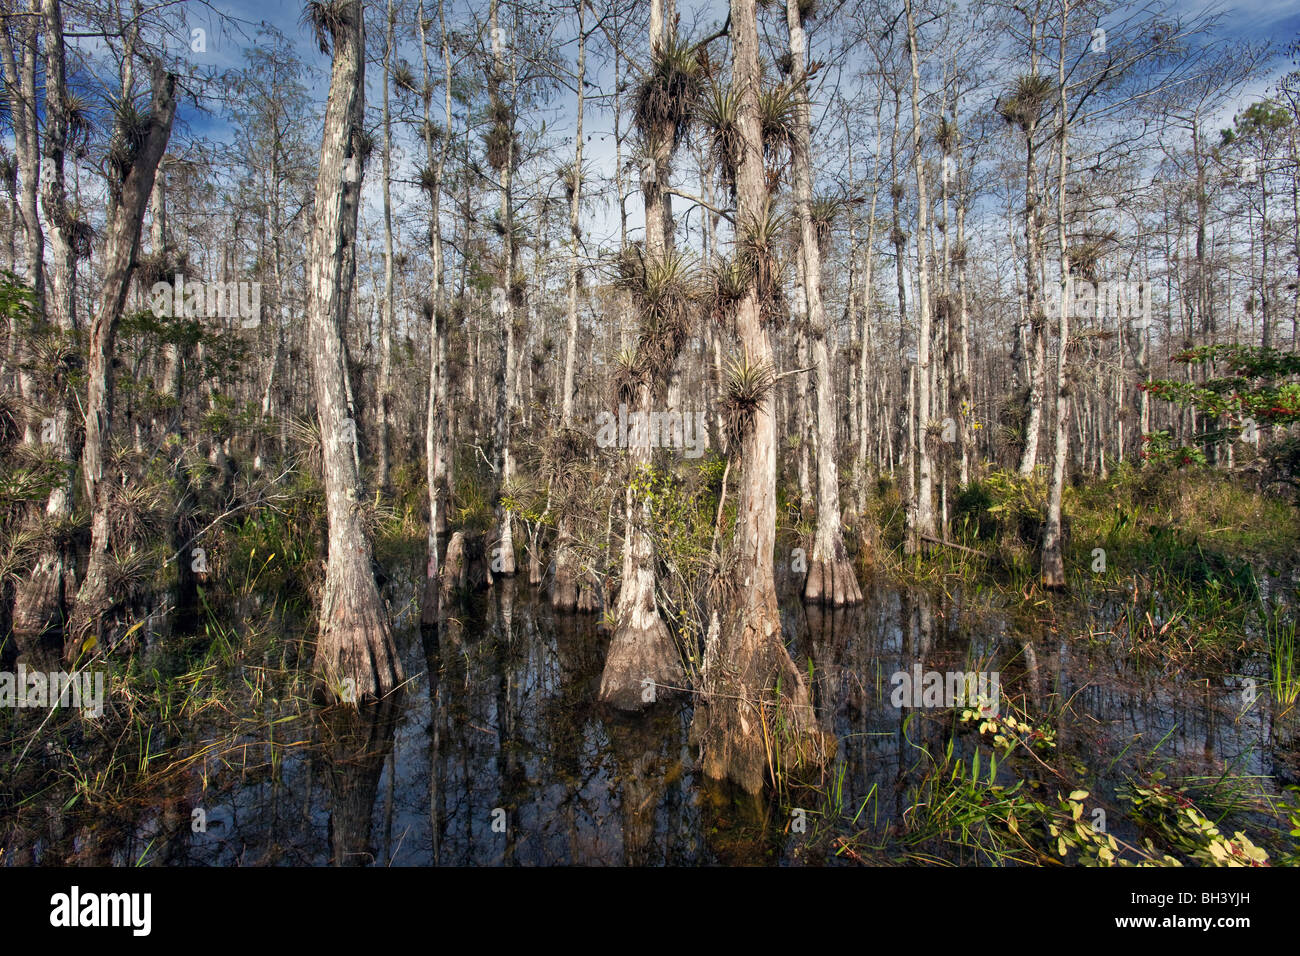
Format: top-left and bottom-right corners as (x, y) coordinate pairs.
(919, 533), (986, 557)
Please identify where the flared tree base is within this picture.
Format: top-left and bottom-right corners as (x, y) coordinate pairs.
(598, 615), (685, 712)
(1040, 550), (1066, 590)
(551, 536), (580, 610)
(66, 551), (113, 663)
(551, 550), (601, 613)
(439, 530), (494, 604)
(419, 572), (439, 627)
(692, 613), (833, 794)
(802, 555), (864, 606)
(314, 601), (404, 704)
(11, 553), (67, 648)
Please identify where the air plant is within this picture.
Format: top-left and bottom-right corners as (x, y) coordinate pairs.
(698, 80), (741, 193)
(997, 74), (1054, 132)
(736, 199), (788, 321)
(0, 527), (42, 589)
(759, 81), (799, 161)
(719, 351), (778, 451)
(633, 32), (704, 150)
(809, 195), (841, 251)
(935, 116), (958, 155)
(25, 337), (83, 397)
(558, 160), (584, 201)
(133, 248), (181, 289)
(539, 424), (596, 500)
(1064, 240), (1107, 281)
(351, 125), (376, 169)
(392, 60), (418, 95)
(509, 269), (528, 308)
(934, 293), (956, 325)
(612, 344), (644, 408)
(283, 416), (325, 479)
(107, 480), (171, 551)
(0, 150), (16, 195)
(620, 249), (698, 382)
(708, 254), (749, 325)
(416, 164), (440, 194)
(0, 389), (23, 455)
(484, 96), (516, 172)
(418, 118), (443, 144)
(64, 92), (95, 150)
(106, 547), (155, 599)
(105, 99), (152, 192)
(301, 0), (354, 56)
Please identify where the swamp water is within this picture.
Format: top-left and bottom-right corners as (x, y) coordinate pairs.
(4, 567), (1296, 866)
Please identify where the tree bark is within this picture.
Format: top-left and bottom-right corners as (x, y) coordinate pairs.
(1040, 0), (1071, 590)
(11, 0), (80, 645)
(376, 0), (397, 494)
(420, 0), (453, 625)
(304, 0), (402, 701)
(0, 3), (43, 312)
(552, 0), (587, 611)
(67, 58), (178, 654)
(599, 0), (686, 705)
(788, 0), (861, 606)
(905, 0), (936, 549)
(692, 0), (827, 794)
(489, 0), (517, 577)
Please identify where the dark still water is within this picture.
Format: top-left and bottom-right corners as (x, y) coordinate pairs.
(8, 571), (1293, 866)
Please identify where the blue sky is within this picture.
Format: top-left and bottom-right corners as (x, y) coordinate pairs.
(25, 0), (1300, 274)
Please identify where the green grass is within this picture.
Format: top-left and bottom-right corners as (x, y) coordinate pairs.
(1262, 605), (1298, 712)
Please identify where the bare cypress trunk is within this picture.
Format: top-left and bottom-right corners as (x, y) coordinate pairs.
(1041, 1), (1071, 590)
(0, 8), (43, 312)
(488, 0), (517, 577)
(1260, 172), (1272, 351)
(855, 115), (881, 521)
(1020, 291), (1047, 473)
(905, 0), (936, 549)
(0, 6), (43, 448)
(305, 0), (402, 702)
(794, 281), (813, 514)
(599, 385), (685, 708)
(260, 136), (285, 455)
(67, 59), (177, 654)
(953, 120), (972, 486)
(11, 0), (78, 644)
(552, 0), (587, 611)
(420, 0), (453, 624)
(1014, 36), (1048, 476)
(146, 160), (198, 633)
(693, 0), (827, 794)
(559, 2), (584, 426)
(599, 0), (686, 706)
(376, 0), (396, 494)
(888, 87), (917, 552)
(788, 0), (860, 606)
(1191, 119), (1216, 463)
